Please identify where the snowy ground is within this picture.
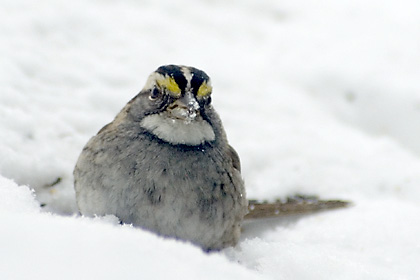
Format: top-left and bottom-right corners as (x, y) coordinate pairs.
(1, 0), (420, 279)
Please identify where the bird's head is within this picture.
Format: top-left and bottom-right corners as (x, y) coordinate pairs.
(127, 65), (217, 146)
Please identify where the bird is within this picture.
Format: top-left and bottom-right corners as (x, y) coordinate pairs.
(73, 65), (350, 251)
(74, 65), (248, 251)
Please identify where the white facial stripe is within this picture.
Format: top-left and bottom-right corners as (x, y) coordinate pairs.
(181, 67), (193, 92)
(143, 72), (164, 91)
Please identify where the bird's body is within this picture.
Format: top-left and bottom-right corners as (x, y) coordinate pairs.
(74, 65), (247, 251)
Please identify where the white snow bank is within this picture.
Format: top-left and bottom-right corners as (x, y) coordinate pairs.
(0, 177), (39, 213)
(230, 198), (420, 280)
(0, 180), (266, 280)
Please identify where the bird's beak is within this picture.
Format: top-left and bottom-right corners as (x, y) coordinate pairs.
(167, 92), (200, 122)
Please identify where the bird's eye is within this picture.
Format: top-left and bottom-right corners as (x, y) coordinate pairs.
(149, 88), (161, 100)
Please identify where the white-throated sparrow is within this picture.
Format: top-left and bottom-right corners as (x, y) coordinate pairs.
(74, 65), (248, 251)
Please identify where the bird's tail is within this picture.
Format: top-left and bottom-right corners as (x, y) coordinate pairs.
(245, 195), (351, 219)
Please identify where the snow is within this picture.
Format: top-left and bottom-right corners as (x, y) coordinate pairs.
(1, 0), (420, 279)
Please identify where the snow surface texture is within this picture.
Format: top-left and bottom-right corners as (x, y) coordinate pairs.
(1, 0), (420, 279)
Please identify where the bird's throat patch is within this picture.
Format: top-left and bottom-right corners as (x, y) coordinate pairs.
(140, 113), (215, 146)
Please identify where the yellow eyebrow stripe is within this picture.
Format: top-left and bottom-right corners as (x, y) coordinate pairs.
(197, 81), (212, 98)
(156, 76), (181, 97)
